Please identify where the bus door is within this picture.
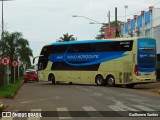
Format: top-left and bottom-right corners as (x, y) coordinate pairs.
(38, 56), (48, 80)
(38, 62), (44, 80)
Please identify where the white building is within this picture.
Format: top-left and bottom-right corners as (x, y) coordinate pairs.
(121, 6), (160, 53)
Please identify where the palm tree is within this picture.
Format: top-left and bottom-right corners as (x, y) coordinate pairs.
(3, 31), (33, 83)
(57, 33), (76, 42)
(17, 46), (33, 67)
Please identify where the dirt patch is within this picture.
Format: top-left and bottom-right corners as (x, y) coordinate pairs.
(137, 88), (160, 95)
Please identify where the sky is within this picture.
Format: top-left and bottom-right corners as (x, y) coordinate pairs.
(2, 0), (160, 64)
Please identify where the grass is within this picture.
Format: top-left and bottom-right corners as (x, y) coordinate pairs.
(0, 77), (23, 98)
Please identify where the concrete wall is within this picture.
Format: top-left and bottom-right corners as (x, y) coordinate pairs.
(153, 25), (160, 53)
(121, 7), (160, 53)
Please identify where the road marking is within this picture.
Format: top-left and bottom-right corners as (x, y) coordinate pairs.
(57, 107), (72, 119)
(82, 106), (96, 111)
(20, 100), (32, 104)
(113, 100), (138, 111)
(108, 105), (126, 111)
(134, 105), (155, 111)
(82, 106), (102, 117)
(119, 104), (138, 111)
(93, 92), (102, 96)
(27, 109), (42, 120)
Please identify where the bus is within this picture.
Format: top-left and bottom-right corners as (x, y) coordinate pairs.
(34, 37), (157, 88)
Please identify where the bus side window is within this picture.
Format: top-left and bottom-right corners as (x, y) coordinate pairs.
(68, 45), (79, 53)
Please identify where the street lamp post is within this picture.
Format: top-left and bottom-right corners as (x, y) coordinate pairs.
(0, 0), (13, 86)
(73, 15), (109, 39)
(89, 22), (109, 39)
(124, 5), (128, 37)
(124, 5), (128, 23)
(0, 0), (13, 53)
(89, 22), (108, 26)
(89, 22), (109, 30)
(1, 0), (4, 37)
(72, 15), (101, 24)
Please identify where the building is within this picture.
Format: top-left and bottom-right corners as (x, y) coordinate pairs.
(121, 6), (160, 53)
(104, 26), (121, 39)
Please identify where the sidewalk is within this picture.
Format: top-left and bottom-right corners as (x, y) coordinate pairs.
(0, 80), (24, 111)
(134, 81), (160, 95)
(135, 81), (160, 88)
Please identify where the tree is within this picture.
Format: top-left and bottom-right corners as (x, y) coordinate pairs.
(57, 33), (76, 42)
(95, 26), (106, 39)
(3, 31), (33, 83)
(95, 21), (122, 39)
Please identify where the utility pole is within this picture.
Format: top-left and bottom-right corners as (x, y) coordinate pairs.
(124, 5), (128, 37)
(0, 0), (11, 39)
(0, 0), (13, 53)
(0, 0), (13, 86)
(1, 0), (4, 37)
(107, 10), (111, 38)
(115, 7), (119, 37)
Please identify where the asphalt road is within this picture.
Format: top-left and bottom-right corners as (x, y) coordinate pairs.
(1, 81), (160, 120)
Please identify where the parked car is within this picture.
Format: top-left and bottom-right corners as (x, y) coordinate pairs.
(24, 69), (38, 83)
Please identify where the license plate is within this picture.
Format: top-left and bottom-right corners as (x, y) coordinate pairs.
(144, 74), (150, 77)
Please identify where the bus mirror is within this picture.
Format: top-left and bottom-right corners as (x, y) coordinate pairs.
(33, 55), (44, 64)
(33, 57), (36, 64)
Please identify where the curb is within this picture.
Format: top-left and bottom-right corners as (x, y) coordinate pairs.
(6, 80), (24, 99)
(0, 80), (24, 99)
(0, 81), (24, 111)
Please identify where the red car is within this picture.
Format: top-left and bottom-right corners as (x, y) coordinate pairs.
(24, 69), (38, 83)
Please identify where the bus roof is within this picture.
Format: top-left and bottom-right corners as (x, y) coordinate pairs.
(52, 37), (138, 46)
(48, 37), (154, 46)
(52, 40), (113, 45)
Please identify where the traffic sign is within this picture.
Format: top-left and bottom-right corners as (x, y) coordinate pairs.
(12, 60), (18, 67)
(1, 56), (10, 66)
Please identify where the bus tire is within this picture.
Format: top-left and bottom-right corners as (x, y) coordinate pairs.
(107, 76), (115, 87)
(49, 74), (55, 84)
(95, 75), (104, 86)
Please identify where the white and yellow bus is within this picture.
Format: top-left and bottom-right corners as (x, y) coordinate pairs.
(34, 37), (157, 88)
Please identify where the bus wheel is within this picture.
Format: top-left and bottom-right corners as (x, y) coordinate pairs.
(126, 84), (134, 88)
(49, 74), (55, 84)
(107, 76), (115, 87)
(95, 75), (104, 86)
